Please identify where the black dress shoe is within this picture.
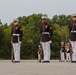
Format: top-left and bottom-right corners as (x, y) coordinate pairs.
(60, 60), (65, 62)
(13, 61), (20, 63)
(71, 61), (76, 63)
(66, 61), (69, 62)
(42, 61), (50, 63)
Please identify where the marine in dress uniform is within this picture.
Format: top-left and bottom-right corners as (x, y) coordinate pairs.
(11, 19), (23, 63)
(60, 42), (65, 62)
(69, 13), (76, 63)
(40, 15), (53, 63)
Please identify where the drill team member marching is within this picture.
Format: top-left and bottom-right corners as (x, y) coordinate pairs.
(69, 13), (76, 63)
(11, 19), (23, 63)
(40, 15), (53, 63)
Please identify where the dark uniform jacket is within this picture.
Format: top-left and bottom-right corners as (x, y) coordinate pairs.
(66, 49), (70, 53)
(61, 46), (65, 52)
(40, 24), (53, 42)
(11, 25), (23, 43)
(69, 21), (76, 41)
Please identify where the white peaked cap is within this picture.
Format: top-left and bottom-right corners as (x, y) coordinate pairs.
(72, 13), (76, 17)
(13, 19), (18, 22)
(61, 42), (64, 45)
(42, 15), (48, 19)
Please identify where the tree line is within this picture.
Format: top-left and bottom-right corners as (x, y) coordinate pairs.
(0, 14), (72, 59)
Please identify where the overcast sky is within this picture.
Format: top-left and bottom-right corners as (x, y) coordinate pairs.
(0, 0), (76, 24)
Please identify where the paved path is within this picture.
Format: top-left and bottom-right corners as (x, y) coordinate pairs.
(0, 60), (76, 75)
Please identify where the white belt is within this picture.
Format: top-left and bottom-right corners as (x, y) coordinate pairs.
(42, 32), (50, 34)
(71, 31), (76, 33)
(13, 34), (20, 36)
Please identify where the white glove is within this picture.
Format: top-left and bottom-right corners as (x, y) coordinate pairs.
(49, 41), (52, 44)
(11, 41), (12, 44)
(19, 41), (22, 44)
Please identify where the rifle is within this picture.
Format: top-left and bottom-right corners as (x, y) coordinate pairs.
(11, 26), (15, 62)
(69, 42), (72, 62)
(11, 44), (14, 62)
(38, 44), (42, 63)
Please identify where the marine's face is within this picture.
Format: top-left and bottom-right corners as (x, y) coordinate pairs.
(14, 21), (18, 26)
(42, 19), (47, 24)
(73, 17), (76, 21)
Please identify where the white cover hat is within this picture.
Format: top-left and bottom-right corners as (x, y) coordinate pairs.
(42, 15), (48, 19)
(72, 13), (76, 17)
(13, 19), (18, 22)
